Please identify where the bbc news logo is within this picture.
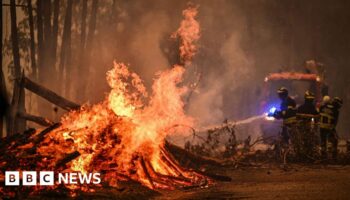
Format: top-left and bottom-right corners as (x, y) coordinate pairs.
(5, 171), (101, 186)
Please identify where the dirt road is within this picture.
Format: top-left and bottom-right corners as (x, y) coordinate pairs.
(156, 164), (350, 200)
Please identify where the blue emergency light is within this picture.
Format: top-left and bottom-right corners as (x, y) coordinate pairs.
(265, 106), (277, 120)
(269, 106), (277, 114)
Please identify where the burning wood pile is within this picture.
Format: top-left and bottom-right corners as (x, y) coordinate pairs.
(0, 4), (231, 199)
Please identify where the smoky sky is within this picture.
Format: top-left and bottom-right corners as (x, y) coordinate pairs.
(106, 0), (350, 136)
(3, 0), (350, 137)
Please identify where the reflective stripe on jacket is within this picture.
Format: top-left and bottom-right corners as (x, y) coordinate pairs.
(319, 113), (335, 129)
(319, 103), (337, 130)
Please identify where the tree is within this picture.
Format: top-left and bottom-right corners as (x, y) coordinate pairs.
(27, 0), (37, 79)
(76, 0), (88, 100)
(0, 0), (8, 137)
(9, 0), (26, 135)
(36, 0), (44, 79)
(82, 0), (99, 98)
(51, 0), (60, 73)
(86, 0), (99, 60)
(41, 0), (52, 83)
(59, 0), (74, 96)
(80, 0), (88, 55)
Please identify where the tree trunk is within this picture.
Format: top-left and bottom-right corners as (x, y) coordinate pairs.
(59, 0), (74, 97)
(39, 0), (56, 118)
(64, 0), (74, 98)
(0, 0), (7, 137)
(86, 0), (98, 62)
(77, 0), (88, 100)
(40, 0), (52, 84)
(10, 0), (21, 78)
(36, 0), (44, 79)
(110, 0), (117, 23)
(83, 0), (99, 99)
(42, 0), (52, 47)
(51, 0), (60, 72)
(27, 0), (37, 80)
(80, 0), (88, 51)
(9, 0), (26, 135)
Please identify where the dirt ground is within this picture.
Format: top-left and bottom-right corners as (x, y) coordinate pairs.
(155, 164), (350, 200)
(4, 163), (350, 199)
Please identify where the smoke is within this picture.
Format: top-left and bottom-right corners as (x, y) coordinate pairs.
(187, 80), (225, 126)
(186, 3), (256, 128)
(89, 1), (260, 137)
(220, 33), (253, 86)
(187, 31), (260, 138)
(128, 11), (171, 87)
(3, 0), (350, 138)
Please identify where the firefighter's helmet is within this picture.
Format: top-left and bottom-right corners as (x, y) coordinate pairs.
(333, 97), (343, 108)
(277, 87), (288, 95)
(304, 90), (315, 100)
(322, 95), (331, 104)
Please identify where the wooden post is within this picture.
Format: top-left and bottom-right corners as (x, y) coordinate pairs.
(8, 73), (26, 135)
(17, 112), (54, 127)
(23, 77), (80, 111)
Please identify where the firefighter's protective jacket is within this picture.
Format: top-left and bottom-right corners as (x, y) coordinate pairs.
(319, 103), (339, 130)
(297, 101), (319, 121)
(274, 96), (297, 125)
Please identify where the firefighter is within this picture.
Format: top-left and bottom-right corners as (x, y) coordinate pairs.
(319, 97), (343, 160)
(271, 87), (297, 145)
(296, 91), (319, 158)
(321, 95), (331, 107)
(297, 90), (319, 121)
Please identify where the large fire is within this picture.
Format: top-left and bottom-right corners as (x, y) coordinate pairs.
(172, 4), (200, 65)
(0, 4), (208, 196)
(36, 61), (204, 190)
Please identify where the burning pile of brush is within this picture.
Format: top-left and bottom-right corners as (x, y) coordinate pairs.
(0, 4), (212, 198)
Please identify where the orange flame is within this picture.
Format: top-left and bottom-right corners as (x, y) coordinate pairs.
(172, 5), (200, 65)
(31, 4), (204, 191)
